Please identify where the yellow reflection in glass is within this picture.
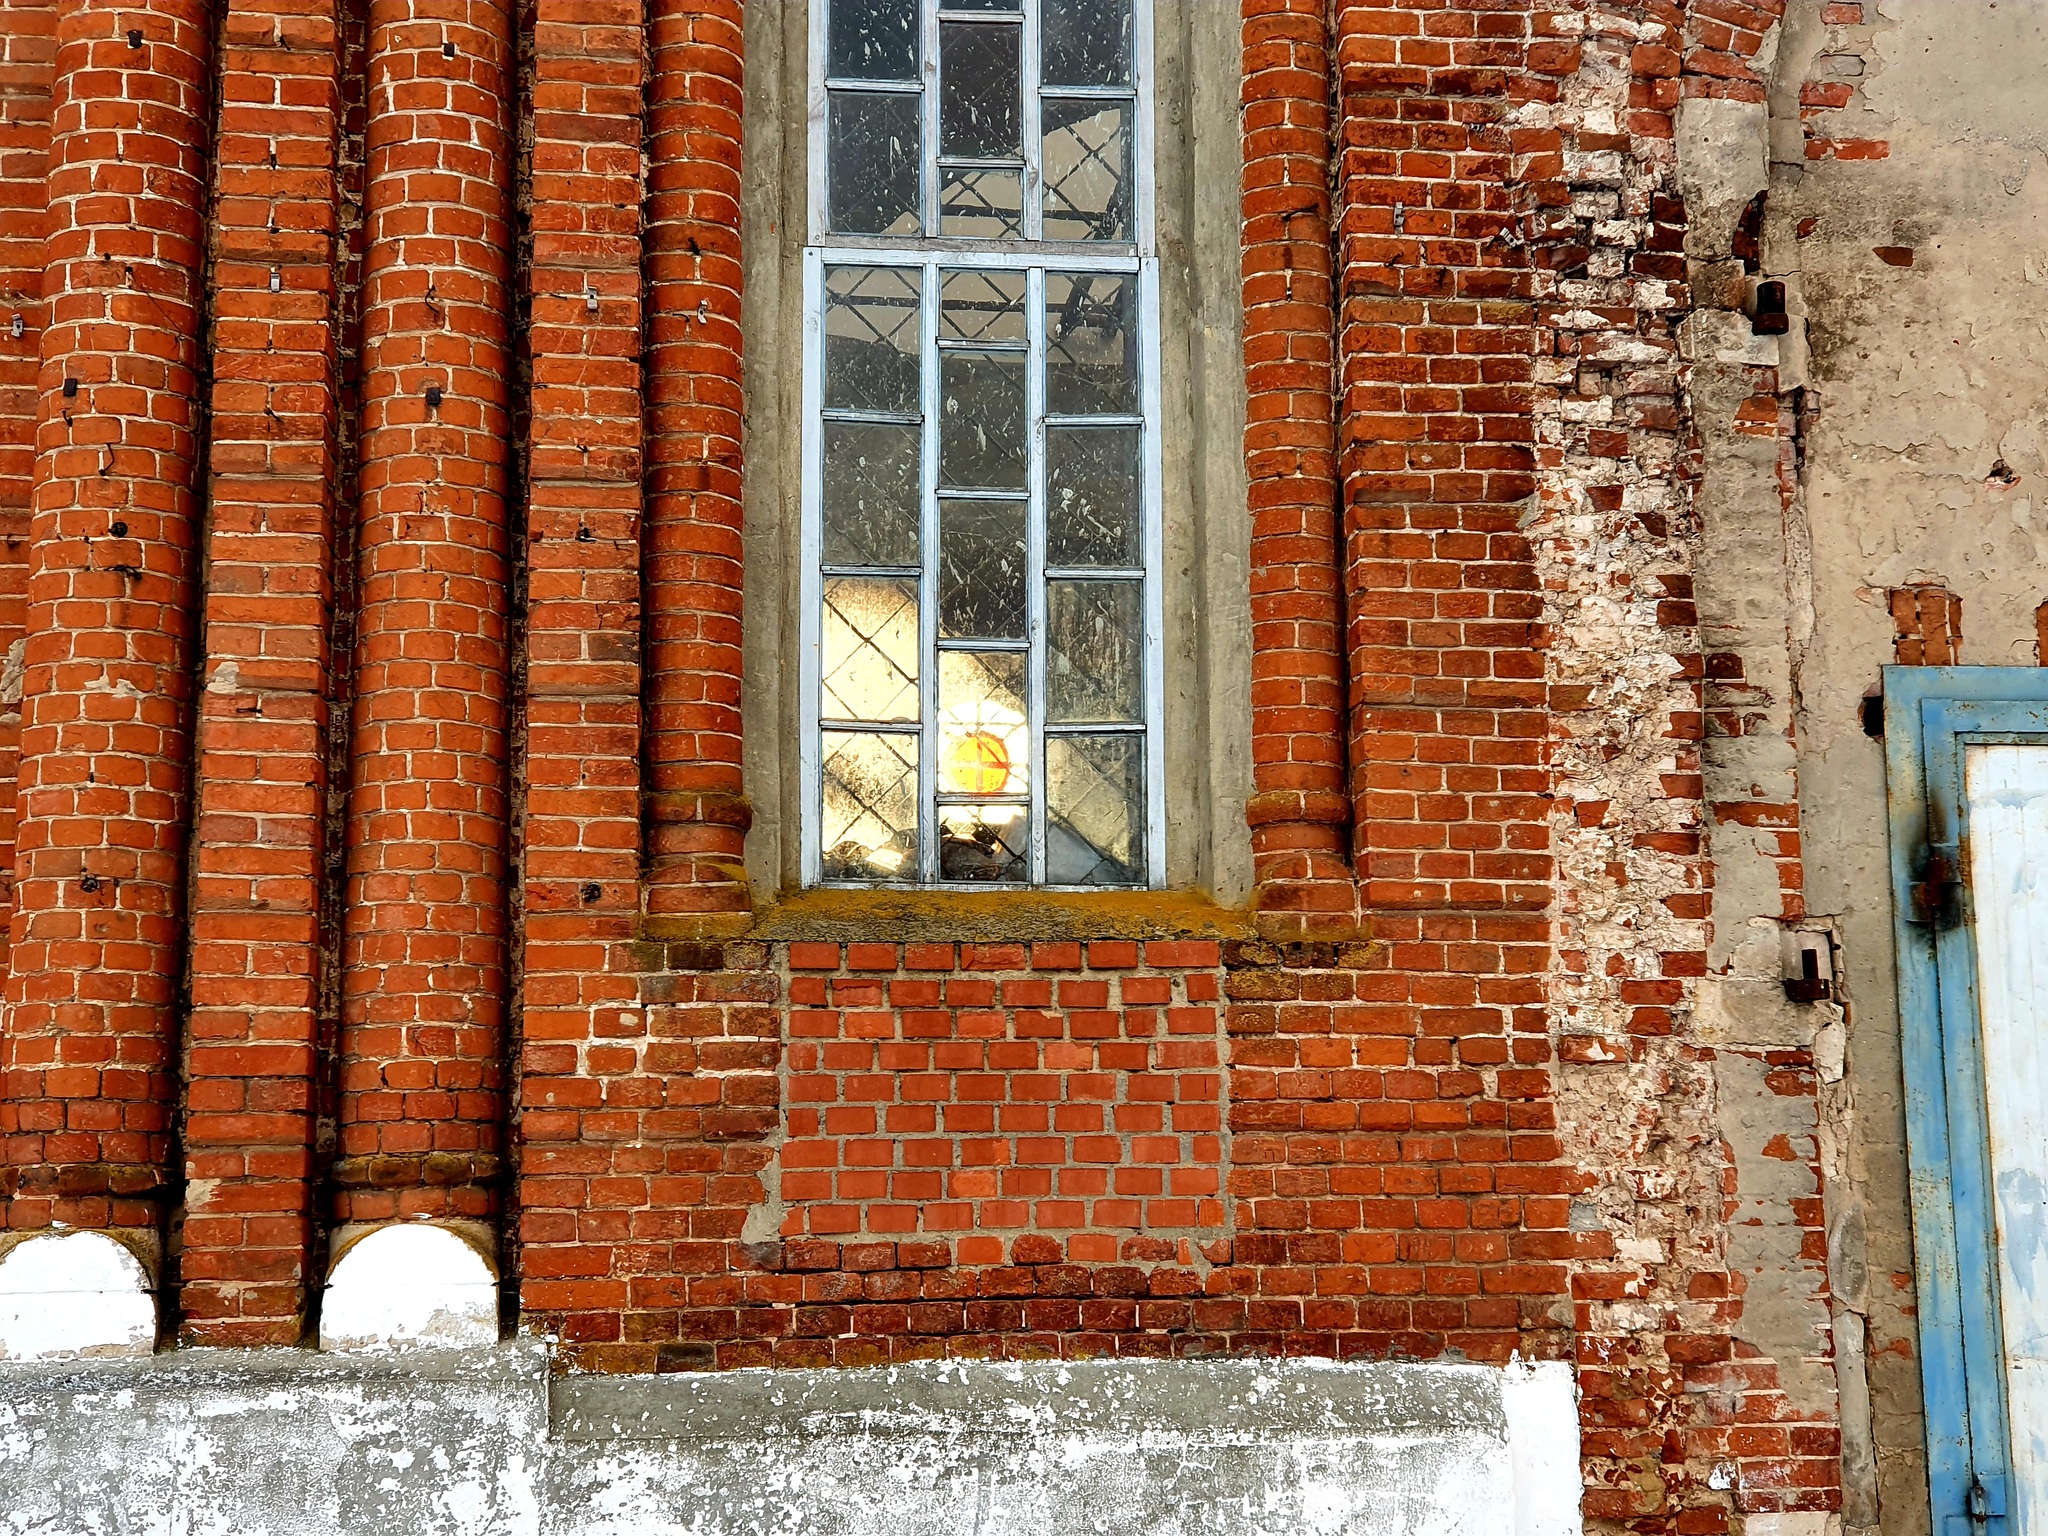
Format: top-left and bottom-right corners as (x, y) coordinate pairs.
(938, 651), (1028, 798)
(947, 730), (1012, 794)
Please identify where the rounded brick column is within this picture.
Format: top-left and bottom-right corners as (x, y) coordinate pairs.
(335, 0), (514, 1229)
(640, 0), (748, 924)
(0, 0), (212, 1236)
(1242, 0), (1356, 934)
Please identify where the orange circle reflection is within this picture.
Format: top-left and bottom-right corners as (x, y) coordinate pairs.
(946, 731), (1012, 795)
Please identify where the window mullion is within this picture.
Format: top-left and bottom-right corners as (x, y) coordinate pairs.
(799, 249), (826, 885)
(1132, 0), (1153, 258)
(918, 257), (942, 883)
(1022, 0), (1042, 242)
(1139, 255), (1166, 887)
(1026, 263), (1048, 886)
(920, 0), (940, 237)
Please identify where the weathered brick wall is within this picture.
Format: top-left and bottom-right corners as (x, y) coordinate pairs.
(0, 2), (1852, 1534)
(180, 0), (347, 1344)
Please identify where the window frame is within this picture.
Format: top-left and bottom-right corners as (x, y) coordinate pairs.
(799, 0), (1166, 891)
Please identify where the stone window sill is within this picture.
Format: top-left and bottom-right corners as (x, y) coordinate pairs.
(740, 887), (1253, 944)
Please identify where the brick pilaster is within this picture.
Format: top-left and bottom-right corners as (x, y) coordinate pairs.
(0, 0), (55, 987)
(515, 0), (655, 1354)
(1241, 0), (1359, 937)
(178, 0), (346, 1345)
(0, 0), (213, 1235)
(639, 0), (747, 924)
(335, 0), (514, 1227)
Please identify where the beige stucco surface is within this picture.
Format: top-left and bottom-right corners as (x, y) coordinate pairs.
(1761, 4), (2048, 1533)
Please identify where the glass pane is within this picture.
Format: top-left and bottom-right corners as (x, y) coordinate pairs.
(822, 576), (920, 723)
(939, 165), (1022, 239)
(822, 731), (919, 882)
(823, 421), (920, 567)
(825, 266), (922, 413)
(1047, 578), (1142, 722)
(1041, 97), (1132, 242)
(1045, 272), (1136, 415)
(940, 21), (1021, 159)
(828, 0), (917, 80)
(1042, 0), (1132, 87)
(939, 650), (1029, 798)
(941, 269), (1025, 344)
(939, 498), (1026, 639)
(939, 350), (1026, 489)
(828, 90), (921, 236)
(939, 805), (1028, 883)
(946, 0), (1019, 9)
(1047, 426), (1140, 567)
(1047, 735), (1143, 885)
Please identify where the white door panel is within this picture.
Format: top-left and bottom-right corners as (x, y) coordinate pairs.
(1968, 742), (2048, 1535)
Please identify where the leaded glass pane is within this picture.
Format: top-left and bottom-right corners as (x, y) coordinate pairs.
(828, 0), (917, 81)
(939, 650), (1029, 798)
(1045, 272), (1137, 415)
(822, 731), (920, 882)
(810, 0), (1156, 890)
(939, 498), (1027, 639)
(1047, 578), (1142, 723)
(1041, 97), (1132, 242)
(940, 21), (1021, 159)
(939, 350), (1026, 489)
(823, 576), (920, 723)
(939, 165), (1021, 239)
(1047, 735), (1143, 885)
(1042, 0), (1131, 88)
(941, 269), (1026, 344)
(828, 91), (921, 236)
(1047, 425), (1140, 567)
(823, 420), (921, 567)
(825, 265), (922, 412)
(939, 805), (1028, 882)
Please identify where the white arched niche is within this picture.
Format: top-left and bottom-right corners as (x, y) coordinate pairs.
(0, 1230), (156, 1360)
(318, 1223), (499, 1352)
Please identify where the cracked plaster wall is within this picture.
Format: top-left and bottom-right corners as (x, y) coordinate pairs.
(1687, 3), (2048, 1534)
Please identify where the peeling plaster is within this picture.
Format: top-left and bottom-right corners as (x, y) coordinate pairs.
(0, 1351), (1582, 1536)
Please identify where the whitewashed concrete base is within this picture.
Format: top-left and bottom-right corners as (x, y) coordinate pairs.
(0, 1348), (1581, 1536)
(319, 1224), (500, 1352)
(0, 1231), (155, 1362)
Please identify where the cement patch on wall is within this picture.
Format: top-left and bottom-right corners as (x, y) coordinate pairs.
(0, 1348), (1580, 1536)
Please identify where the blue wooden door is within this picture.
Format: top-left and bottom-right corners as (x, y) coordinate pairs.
(1889, 668), (2048, 1536)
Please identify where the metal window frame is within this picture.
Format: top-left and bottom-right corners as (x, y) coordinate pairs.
(801, 0), (1163, 891)
(1886, 664), (2048, 1536)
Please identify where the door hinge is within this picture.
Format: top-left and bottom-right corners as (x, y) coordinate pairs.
(1910, 841), (1963, 928)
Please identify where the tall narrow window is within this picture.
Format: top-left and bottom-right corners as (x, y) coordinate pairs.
(803, 0), (1161, 888)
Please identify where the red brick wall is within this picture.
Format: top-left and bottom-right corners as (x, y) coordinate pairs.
(1, 0), (213, 1233)
(179, 0), (347, 1344)
(0, 3), (1847, 1534)
(0, 0), (51, 987)
(780, 940), (1226, 1249)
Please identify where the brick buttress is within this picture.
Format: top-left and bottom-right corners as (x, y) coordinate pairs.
(334, 0), (513, 1232)
(1240, 0), (1357, 936)
(177, 0), (347, 1344)
(639, 0), (746, 925)
(0, 0), (213, 1242)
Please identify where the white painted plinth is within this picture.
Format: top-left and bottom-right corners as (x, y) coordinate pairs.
(0, 1230), (155, 1361)
(1504, 1356), (1584, 1536)
(319, 1224), (499, 1351)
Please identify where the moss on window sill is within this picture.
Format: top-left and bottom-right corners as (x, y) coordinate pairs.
(738, 886), (1255, 944)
